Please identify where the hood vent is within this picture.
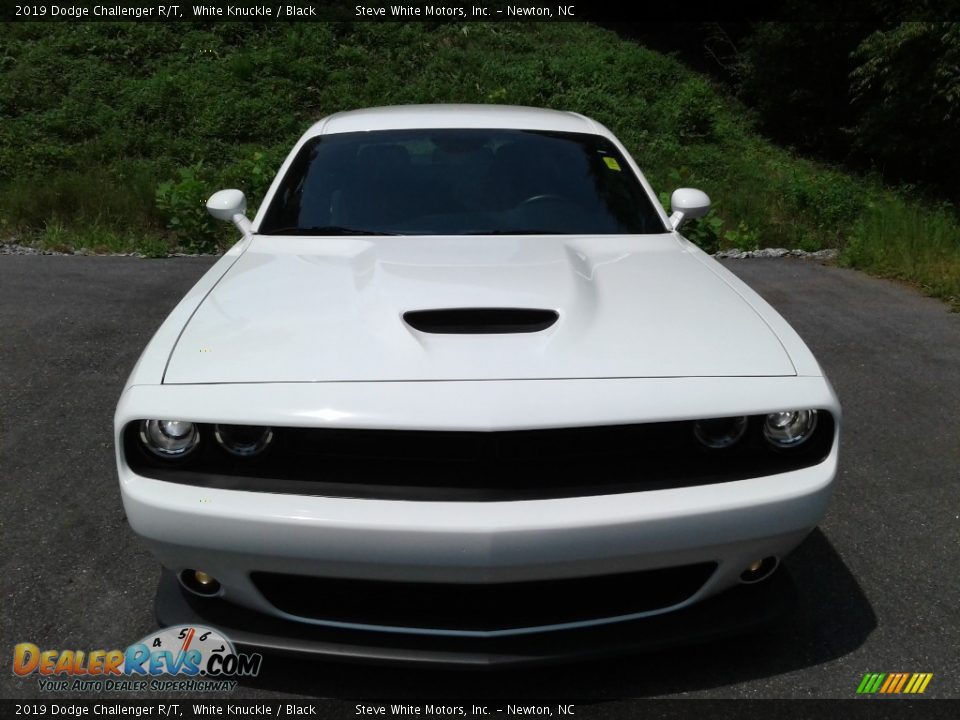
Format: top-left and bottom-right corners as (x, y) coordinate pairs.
(403, 308), (559, 334)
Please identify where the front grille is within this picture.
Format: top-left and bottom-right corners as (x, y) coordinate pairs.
(124, 413), (834, 501)
(251, 563), (717, 632)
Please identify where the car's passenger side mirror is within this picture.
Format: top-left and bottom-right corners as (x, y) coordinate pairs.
(207, 189), (253, 238)
(669, 188), (711, 230)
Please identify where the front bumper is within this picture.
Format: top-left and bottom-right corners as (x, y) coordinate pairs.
(117, 377), (839, 650)
(155, 566), (797, 667)
(120, 453), (833, 634)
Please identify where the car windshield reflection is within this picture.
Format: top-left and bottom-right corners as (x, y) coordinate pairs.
(258, 129), (669, 236)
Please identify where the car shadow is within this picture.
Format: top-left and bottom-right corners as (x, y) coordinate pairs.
(238, 529), (875, 698)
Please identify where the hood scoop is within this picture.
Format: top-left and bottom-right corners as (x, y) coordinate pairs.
(403, 308), (559, 334)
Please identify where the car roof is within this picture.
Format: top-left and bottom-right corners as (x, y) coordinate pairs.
(307, 104), (606, 137)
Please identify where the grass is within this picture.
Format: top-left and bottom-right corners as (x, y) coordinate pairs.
(0, 21), (957, 307)
(33, 221), (170, 257)
(841, 197), (960, 308)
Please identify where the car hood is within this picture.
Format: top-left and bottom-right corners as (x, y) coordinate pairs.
(163, 235), (796, 384)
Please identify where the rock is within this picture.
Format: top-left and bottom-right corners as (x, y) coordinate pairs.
(714, 247), (838, 260)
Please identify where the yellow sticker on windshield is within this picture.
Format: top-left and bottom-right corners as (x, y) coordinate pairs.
(603, 156), (621, 171)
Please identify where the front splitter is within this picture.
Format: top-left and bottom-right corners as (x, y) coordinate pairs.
(154, 568), (796, 668)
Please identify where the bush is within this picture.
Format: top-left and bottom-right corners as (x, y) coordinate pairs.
(724, 221), (760, 251)
(154, 163), (225, 253)
(220, 148), (288, 216)
(671, 77), (722, 142)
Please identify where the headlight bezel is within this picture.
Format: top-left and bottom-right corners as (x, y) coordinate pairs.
(693, 415), (749, 450)
(762, 409), (820, 449)
(213, 423), (275, 458)
(138, 419), (200, 459)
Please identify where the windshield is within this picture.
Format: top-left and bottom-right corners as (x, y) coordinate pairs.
(258, 129), (668, 236)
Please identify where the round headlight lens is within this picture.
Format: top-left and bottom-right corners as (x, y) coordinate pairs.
(693, 416), (748, 449)
(140, 420), (199, 458)
(763, 410), (819, 447)
(214, 424), (274, 457)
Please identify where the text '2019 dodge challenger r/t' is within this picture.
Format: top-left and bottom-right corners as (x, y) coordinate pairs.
(116, 104), (840, 666)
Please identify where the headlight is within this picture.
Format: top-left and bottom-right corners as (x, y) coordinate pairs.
(139, 420), (199, 458)
(693, 416), (748, 449)
(763, 410), (819, 448)
(214, 424), (274, 457)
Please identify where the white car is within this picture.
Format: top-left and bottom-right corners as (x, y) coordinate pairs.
(116, 104), (840, 665)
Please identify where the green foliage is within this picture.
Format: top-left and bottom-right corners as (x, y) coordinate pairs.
(40, 220), (69, 252)
(724, 221), (760, 251)
(658, 174), (754, 254)
(778, 166), (860, 247)
(136, 235), (176, 259)
(0, 167), (157, 231)
(736, 22), (866, 159)
(154, 163), (224, 253)
(683, 214), (725, 253)
(151, 150), (284, 254)
(841, 196), (960, 310)
(849, 23), (960, 193)
(671, 77), (722, 142)
(735, 19), (959, 200)
(220, 148), (288, 215)
(0, 21), (957, 306)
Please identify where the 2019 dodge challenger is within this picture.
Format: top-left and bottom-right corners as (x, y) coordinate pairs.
(115, 104), (841, 666)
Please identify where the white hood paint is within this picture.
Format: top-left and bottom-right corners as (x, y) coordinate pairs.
(162, 235), (796, 384)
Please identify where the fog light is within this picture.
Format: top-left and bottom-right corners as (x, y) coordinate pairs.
(179, 569), (221, 597)
(739, 556), (779, 584)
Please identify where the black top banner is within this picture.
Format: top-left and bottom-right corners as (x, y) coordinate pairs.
(2, 0), (958, 22)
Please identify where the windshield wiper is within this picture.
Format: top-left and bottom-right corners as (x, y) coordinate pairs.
(261, 226), (400, 236)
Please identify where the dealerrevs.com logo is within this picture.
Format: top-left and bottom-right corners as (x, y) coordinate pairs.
(12, 626), (262, 692)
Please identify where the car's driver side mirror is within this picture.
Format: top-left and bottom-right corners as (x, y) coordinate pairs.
(207, 189), (253, 238)
(668, 188), (711, 230)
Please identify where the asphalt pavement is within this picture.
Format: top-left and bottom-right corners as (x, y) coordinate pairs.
(1, 255), (957, 700)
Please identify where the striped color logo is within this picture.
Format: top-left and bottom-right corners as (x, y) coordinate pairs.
(857, 673), (933, 695)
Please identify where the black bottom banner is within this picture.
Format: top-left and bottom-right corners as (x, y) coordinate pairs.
(2, 700), (958, 720)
